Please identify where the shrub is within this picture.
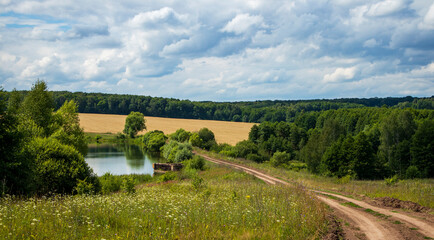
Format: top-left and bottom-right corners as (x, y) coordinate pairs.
(270, 151), (291, 167)
(162, 141), (193, 163)
(170, 128), (191, 142)
(235, 140), (258, 158)
(186, 155), (206, 170)
(75, 179), (96, 195)
(385, 175), (400, 186)
(159, 172), (177, 182)
(24, 137), (98, 195)
(100, 173), (122, 194)
(405, 166), (420, 179)
(142, 130), (167, 152)
(122, 177), (136, 194)
(246, 153), (263, 163)
(198, 128), (217, 150)
(192, 176), (205, 191)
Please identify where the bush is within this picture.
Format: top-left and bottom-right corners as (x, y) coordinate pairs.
(24, 137), (98, 195)
(246, 153), (263, 163)
(385, 175), (400, 186)
(159, 172), (177, 182)
(170, 128), (191, 142)
(235, 140), (258, 158)
(162, 141), (193, 163)
(198, 128), (217, 150)
(75, 178), (96, 195)
(142, 130), (167, 152)
(270, 151), (291, 167)
(192, 176), (205, 191)
(186, 155), (206, 170)
(122, 177), (136, 194)
(405, 166), (420, 179)
(189, 132), (203, 147)
(100, 173), (122, 194)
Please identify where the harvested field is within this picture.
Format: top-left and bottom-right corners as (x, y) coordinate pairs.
(79, 113), (256, 145)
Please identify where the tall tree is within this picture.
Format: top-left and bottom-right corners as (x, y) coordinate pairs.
(20, 80), (54, 135)
(410, 119), (434, 177)
(123, 111), (146, 138)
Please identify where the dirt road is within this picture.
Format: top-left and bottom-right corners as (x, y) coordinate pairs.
(196, 152), (433, 240)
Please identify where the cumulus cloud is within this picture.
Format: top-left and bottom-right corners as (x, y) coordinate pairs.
(0, 0), (433, 100)
(222, 13), (265, 34)
(323, 67), (357, 83)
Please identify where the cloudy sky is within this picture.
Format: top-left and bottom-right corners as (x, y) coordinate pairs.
(0, 0), (433, 101)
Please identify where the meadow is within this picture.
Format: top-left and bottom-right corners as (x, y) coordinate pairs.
(79, 113), (255, 145)
(196, 149), (434, 209)
(0, 163), (329, 240)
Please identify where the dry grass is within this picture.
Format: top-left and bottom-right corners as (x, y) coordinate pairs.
(79, 113), (255, 145)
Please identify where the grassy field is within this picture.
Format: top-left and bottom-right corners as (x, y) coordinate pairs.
(196, 149), (434, 209)
(79, 113), (255, 145)
(0, 163), (329, 239)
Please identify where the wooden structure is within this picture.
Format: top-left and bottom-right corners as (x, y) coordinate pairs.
(153, 163), (183, 173)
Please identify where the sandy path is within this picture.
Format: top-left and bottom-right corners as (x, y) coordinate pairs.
(196, 152), (433, 240)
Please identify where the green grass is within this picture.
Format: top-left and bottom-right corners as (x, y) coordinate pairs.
(195, 149), (434, 209)
(364, 209), (389, 219)
(341, 202), (362, 208)
(0, 163), (329, 239)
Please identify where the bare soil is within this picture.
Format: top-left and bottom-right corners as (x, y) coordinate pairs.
(195, 152), (434, 240)
(374, 197), (430, 212)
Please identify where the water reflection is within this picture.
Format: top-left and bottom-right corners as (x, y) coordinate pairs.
(85, 143), (161, 176)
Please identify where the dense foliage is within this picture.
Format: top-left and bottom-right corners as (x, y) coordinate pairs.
(1, 82), (98, 196)
(4, 91), (432, 123)
(212, 108), (433, 179)
(123, 111), (146, 138)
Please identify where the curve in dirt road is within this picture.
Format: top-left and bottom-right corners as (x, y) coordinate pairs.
(196, 152), (433, 240)
(313, 190), (434, 239)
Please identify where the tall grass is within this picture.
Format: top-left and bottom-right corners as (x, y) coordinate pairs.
(0, 163), (328, 239)
(197, 149), (434, 209)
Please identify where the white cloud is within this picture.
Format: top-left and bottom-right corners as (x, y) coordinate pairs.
(323, 67), (357, 83)
(0, 0), (433, 100)
(222, 13), (265, 34)
(365, 0), (406, 17)
(419, 3), (434, 30)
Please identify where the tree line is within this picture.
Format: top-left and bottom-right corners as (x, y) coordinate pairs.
(210, 107), (433, 179)
(3, 90), (433, 123)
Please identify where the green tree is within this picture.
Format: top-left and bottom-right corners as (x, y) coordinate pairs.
(123, 111), (146, 138)
(198, 128), (217, 150)
(20, 80), (54, 135)
(51, 100), (88, 155)
(142, 130), (167, 152)
(410, 119), (434, 177)
(352, 132), (376, 179)
(0, 89), (34, 195)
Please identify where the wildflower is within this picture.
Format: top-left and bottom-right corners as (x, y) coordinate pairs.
(246, 195), (251, 199)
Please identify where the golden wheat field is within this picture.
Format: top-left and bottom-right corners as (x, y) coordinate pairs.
(79, 113), (256, 145)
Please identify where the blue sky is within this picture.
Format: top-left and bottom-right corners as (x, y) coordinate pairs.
(0, 0), (433, 101)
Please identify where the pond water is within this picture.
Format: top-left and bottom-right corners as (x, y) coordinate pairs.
(85, 143), (162, 176)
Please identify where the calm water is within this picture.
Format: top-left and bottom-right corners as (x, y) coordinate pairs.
(85, 143), (162, 176)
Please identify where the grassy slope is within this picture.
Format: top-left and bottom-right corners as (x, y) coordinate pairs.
(0, 163), (328, 240)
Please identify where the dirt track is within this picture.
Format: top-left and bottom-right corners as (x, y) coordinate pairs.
(196, 152), (433, 240)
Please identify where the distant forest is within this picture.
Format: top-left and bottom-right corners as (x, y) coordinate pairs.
(4, 90), (433, 123)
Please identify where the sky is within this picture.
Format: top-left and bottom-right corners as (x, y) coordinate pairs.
(0, 0), (433, 101)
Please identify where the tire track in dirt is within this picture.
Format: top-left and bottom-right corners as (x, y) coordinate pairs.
(196, 152), (433, 240)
